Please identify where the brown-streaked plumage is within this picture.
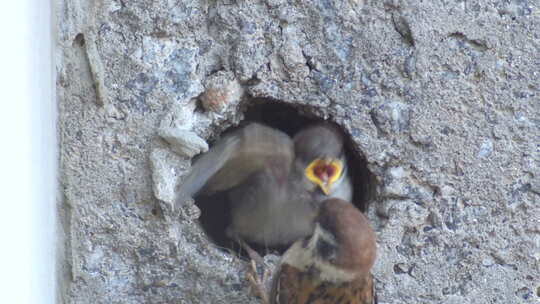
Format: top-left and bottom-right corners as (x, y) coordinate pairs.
(270, 198), (377, 304)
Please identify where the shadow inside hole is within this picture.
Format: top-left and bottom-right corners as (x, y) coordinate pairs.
(195, 98), (376, 257)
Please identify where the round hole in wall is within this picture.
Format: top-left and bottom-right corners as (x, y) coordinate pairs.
(193, 98), (377, 257)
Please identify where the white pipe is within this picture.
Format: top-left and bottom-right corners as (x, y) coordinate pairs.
(0, 1), (56, 303)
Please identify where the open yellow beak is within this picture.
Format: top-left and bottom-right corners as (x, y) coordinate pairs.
(304, 158), (343, 195)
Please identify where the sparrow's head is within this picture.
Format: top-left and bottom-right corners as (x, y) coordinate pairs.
(312, 199), (376, 276)
(293, 123), (347, 195)
(273, 199), (377, 304)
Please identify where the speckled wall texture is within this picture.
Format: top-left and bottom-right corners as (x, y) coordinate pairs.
(57, 0), (540, 303)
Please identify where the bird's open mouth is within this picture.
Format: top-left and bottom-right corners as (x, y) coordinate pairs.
(305, 158), (343, 195)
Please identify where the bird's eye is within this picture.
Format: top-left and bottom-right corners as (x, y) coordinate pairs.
(316, 238), (337, 262)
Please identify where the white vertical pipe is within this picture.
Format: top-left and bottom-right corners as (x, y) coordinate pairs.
(0, 1), (56, 304)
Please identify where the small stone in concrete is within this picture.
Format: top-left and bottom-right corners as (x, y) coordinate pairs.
(481, 257), (494, 267)
(200, 71), (243, 113)
(371, 101), (411, 135)
(149, 148), (189, 204)
(159, 127), (209, 158)
(477, 140), (493, 158)
(178, 198), (201, 221)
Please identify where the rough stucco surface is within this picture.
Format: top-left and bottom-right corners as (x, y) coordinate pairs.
(57, 0), (539, 303)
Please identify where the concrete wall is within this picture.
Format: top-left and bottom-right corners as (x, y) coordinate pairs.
(57, 1), (539, 303)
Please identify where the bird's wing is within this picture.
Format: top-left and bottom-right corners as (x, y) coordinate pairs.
(175, 133), (239, 202)
(175, 123), (292, 205)
(271, 264), (313, 304)
(353, 274), (377, 304)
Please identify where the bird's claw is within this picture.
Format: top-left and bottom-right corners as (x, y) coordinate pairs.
(247, 259), (271, 304)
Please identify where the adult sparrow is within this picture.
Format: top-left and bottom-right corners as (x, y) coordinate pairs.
(269, 198), (377, 304)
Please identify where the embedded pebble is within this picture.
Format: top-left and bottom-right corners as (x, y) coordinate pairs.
(159, 127), (209, 158)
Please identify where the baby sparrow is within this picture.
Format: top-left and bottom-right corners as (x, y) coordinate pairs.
(176, 122), (353, 256)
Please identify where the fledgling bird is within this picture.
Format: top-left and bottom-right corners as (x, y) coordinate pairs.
(227, 122), (353, 249)
(176, 122), (352, 255)
(269, 198), (377, 304)
(292, 123), (352, 202)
